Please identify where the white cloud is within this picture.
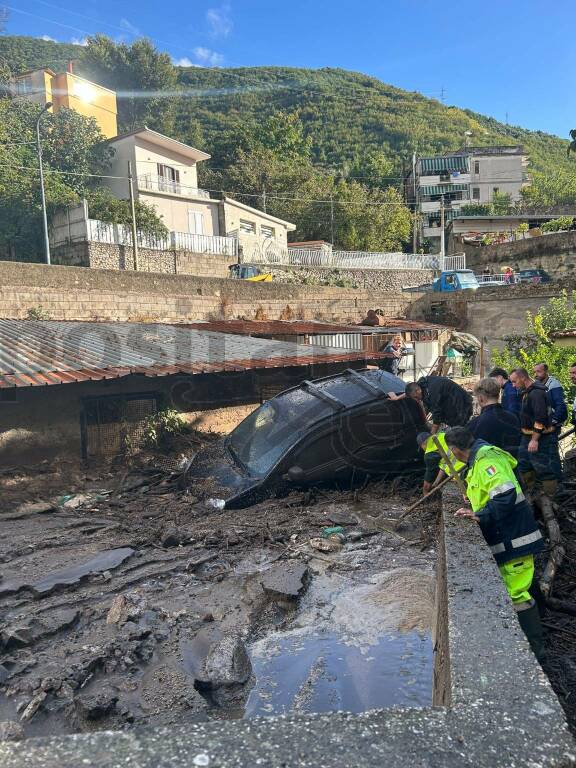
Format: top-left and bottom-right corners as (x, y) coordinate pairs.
(206, 4), (232, 38)
(193, 46), (224, 67)
(173, 57), (196, 67)
(120, 18), (141, 37)
(40, 34), (56, 42)
(71, 37), (88, 46)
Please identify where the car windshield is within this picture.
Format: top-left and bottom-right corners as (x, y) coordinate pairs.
(458, 272), (477, 287)
(228, 389), (333, 475)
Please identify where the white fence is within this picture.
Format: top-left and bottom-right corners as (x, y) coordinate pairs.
(138, 174), (211, 199)
(87, 220), (237, 257)
(248, 246), (467, 272)
(442, 253), (466, 271)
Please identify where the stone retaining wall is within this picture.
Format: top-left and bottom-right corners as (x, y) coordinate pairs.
(0, 261), (415, 324)
(268, 265), (435, 292)
(464, 230), (576, 277)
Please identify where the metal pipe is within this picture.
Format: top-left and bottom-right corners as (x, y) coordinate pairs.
(36, 102), (53, 265)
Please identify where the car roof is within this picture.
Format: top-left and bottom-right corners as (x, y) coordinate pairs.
(271, 368), (405, 411)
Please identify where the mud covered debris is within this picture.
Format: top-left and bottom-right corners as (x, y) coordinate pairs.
(0, 457), (438, 738)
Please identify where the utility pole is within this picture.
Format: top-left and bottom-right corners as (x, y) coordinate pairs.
(329, 195), (335, 244)
(262, 186), (267, 213)
(36, 102), (52, 266)
(440, 195), (446, 261)
(128, 161), (139, 271)
(412, 152), (418, 253)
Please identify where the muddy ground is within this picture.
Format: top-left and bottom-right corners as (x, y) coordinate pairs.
(0, 455), (436, 742)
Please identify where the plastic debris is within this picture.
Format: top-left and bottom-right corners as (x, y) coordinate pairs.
(309, 536), (343, 553)
(207, 498), (226, 510)
(321, 526), (345, 538)
(193, 754), (210, 767)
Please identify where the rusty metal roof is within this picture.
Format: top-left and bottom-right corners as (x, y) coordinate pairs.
(185, 319), (449, 336)
(0, 320), (389, 389)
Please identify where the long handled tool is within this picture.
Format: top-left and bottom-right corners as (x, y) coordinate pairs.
(394, 472), (454, 526)
(559, 426), (575, 441)
(431, 435), (468, 497)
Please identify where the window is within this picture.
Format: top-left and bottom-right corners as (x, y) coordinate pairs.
(188, 210), (204, 235)
(15, 76), (34, 95)
(472, 187), (480, 200)
(240, 219), (256, 234)
(157, 163), (180, 193)
(474, 160), (480, 175)
(261, 225), (275, 239)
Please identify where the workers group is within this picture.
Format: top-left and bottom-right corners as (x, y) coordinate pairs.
(395, 361), (576, 662)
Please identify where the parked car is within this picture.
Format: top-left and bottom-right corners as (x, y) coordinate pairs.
(183, 369), (427, 508)
(515, 269), (551, 284)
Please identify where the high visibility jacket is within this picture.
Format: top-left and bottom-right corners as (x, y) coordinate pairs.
(465, 440), (543, 565)
(424, 432), (466, 475)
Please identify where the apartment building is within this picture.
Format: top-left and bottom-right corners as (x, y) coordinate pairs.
(407, 146), (530, 253)
(10, 66), (118, 139)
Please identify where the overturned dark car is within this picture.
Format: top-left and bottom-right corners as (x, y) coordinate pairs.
(184, 368), (427, 509)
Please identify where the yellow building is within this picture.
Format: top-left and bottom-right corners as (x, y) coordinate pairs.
(11, 67), (118, 139)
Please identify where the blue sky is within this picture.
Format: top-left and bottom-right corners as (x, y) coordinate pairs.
(4, 0), (575, 138)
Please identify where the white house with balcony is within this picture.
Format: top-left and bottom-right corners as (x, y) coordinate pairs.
(98, 127), (295, 258)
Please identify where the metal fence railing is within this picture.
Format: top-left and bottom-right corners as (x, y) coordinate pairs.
(441, 253), (467, 271)
(137, 174), (211, 199)
(246, 247), (443, 270)
(87, 220), (237, 256)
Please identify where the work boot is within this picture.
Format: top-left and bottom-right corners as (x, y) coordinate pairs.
(516, 601), (545, 661)
(520, 471), (536, 494)
(542, 478), (558, 500)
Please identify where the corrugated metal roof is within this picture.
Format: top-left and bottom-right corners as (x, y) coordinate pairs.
(185, 319), (450, 336)
(419, 156), (469, 174)
(0, 320), (389, 389)
(185, 320), (364, 336)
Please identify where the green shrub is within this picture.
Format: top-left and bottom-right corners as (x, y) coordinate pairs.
(541, 216), (574, 233)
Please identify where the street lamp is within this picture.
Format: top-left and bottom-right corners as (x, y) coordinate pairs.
(36, 102), (52, 265)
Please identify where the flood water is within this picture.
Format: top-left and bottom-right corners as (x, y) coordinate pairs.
(246, 628), (432, 716)
(244, 564), (435, 717)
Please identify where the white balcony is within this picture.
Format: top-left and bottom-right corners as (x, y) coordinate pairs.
(138, 174), (211, 199)
(172, 231), (237, 256)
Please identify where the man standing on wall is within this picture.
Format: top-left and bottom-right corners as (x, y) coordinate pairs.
(509, 367), (560, 498)
(445, 426), (544, 659)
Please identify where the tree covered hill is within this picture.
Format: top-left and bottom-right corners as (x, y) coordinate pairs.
(0, 35), (571, 183)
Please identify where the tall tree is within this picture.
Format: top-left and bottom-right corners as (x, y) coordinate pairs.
(80, 35), (178, 134)
(568, 129), (576, 157)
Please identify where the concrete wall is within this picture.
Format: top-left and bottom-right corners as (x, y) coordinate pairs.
(408, 280), (572, 359)
(464, 230), (576, 277)
(470, 153), (525, 203)
(0, 261), (416, 324)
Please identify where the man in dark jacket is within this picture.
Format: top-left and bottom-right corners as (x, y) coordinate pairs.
(489, 367), (522, 416)
(467, 377), (521, 457)
(509, 367), (561, 496)
(416, 376), (473, 434)
(533, 362), (568, 429)
(445, 426), (544, 658)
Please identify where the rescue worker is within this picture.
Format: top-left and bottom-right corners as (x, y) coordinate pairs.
(445, 426), (544, 659)
(489, 366), (522, 416)
(416, 376), (473, 434)
(509, 367), (561, 497)
(467, 377), (521, 458)
(390, 378), (472, 433)
(533, 362), (568, 430)
(417, 431), (466, 494)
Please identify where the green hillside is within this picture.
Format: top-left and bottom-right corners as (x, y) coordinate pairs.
(0, 34), (571, 184)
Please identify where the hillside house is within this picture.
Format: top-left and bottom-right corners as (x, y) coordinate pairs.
(99, 128), (295, 260)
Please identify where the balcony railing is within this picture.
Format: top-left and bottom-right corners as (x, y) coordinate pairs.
(87, 219), (237, 256)
(137, 174), (211, 199)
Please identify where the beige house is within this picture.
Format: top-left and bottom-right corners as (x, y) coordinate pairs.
(101, 128), (295, 256)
